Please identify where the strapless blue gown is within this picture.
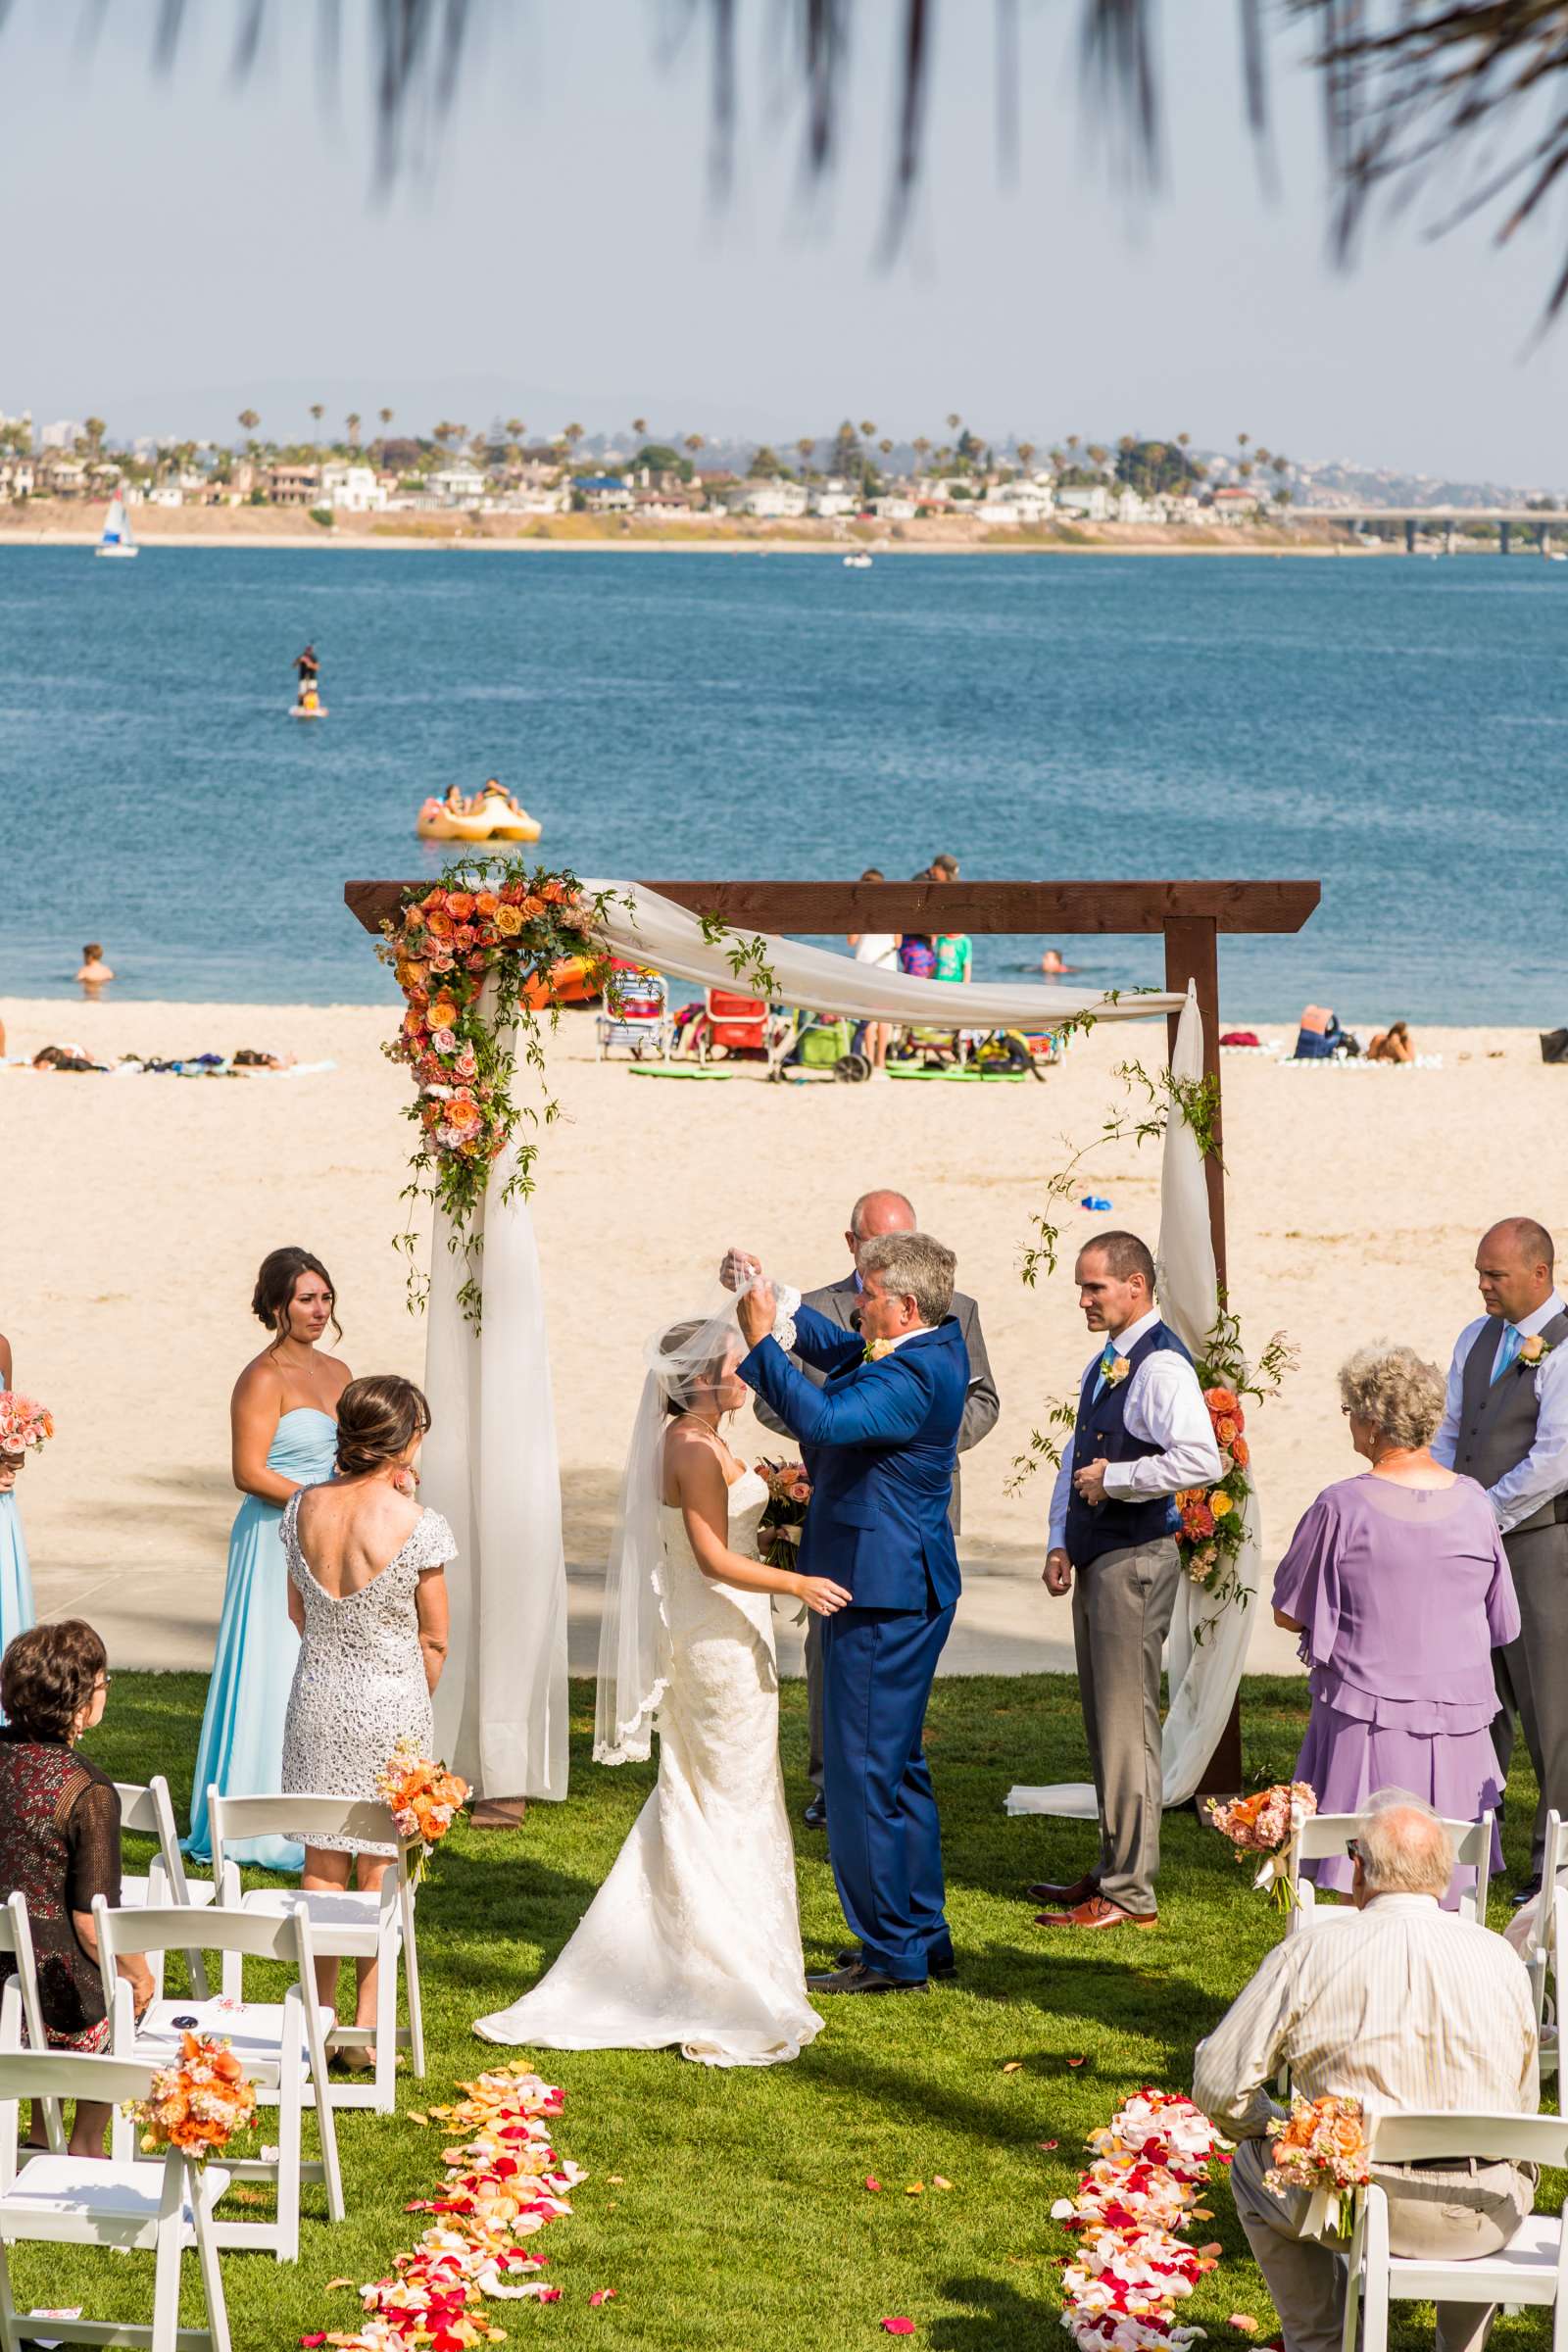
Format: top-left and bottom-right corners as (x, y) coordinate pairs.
(185, 1407), (337, 1871)
(0, 1374), (36, 1660)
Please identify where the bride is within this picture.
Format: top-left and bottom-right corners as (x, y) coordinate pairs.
(473, 1295), (850, 2067)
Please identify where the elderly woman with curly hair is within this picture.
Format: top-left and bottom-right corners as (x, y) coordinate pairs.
(1272, 1345), (1521, 1903)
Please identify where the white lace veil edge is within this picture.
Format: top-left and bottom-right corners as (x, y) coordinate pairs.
(592, 1282), (798, 1767)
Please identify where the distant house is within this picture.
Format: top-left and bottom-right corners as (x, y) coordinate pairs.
(0, 458), (36, 499)
(1055, 483), (1111, 522)
(1210, 485), (1263, 520)
(1114, 488), (1152, 524)
(428, 461), (487, 507)
(871, 495), (917, 521)
(320, 462), (388, 514)
(979, 481), (1054, 525)
(727, 479), (809, 519)
(39, 457), (88, 498)
(808, 486), (859, 517)
(268, 464), (322, 507)
(573, 473), (633, 513)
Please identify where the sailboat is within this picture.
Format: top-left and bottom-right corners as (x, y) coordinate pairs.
(95, 494), (138, 560)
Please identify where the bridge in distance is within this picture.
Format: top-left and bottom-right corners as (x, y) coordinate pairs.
(1288, 506), (1562, 555)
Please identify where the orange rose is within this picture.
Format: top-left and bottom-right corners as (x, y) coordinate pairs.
(520, 893), (546, 919)
(1230, 1435), (1250, 1470)
(1203, 1387), (1240, 1416)
(395, 958), (429, 992)
(1214, 1415), (1239, 1448)
(444, 1096), (483, 1138)
(475, 891), (500, 918)
(425, 908), (455, 941)
(402, 1006), (426, 1038)
(428, 998), (460, 1033)
(445, 891), (476, 919)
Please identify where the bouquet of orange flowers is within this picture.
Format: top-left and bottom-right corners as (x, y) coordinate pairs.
(0, 1392), (53, 1493)
(377, 1738), (469, 1880)
(1206, 1782), (1317, 1908)
(133, 2032), (257, 2163)
(1265, 2092), (1371, 2239)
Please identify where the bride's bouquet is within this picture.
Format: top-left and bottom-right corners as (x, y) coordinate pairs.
(377, 1738), (469, 1883)
(0, 1392), (53, 1494)
(1206, 1782), (1317, 1909)
(757, 1456), (812, 1571)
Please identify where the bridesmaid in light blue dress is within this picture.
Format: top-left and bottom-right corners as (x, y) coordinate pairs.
(0, 1333), (37, 1657)
(186, 1250), (350, 1872)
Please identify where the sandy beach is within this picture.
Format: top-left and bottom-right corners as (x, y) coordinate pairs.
(4, 994), (1558, 1683)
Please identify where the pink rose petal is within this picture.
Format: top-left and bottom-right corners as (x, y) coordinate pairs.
(881, 2325), (916, 2337)
(864, 2176), (883, 2191)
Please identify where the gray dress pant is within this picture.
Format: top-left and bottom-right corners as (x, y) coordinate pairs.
(1231, 2135), (1533, 2352)
(1071, 1537), (1180, 1915)
(1494, 1521), (1568, 1876)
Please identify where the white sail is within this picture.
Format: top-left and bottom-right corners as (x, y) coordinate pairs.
(95, 493), (138, 558)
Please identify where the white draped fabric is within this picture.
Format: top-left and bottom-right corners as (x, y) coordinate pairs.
(1004, 992), (1259, 1820)
(424, 1111), (571, 1804)
(588, 883), (1187, 1028)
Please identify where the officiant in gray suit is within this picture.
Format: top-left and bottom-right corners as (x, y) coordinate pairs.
(755, 1186), (1000, 1828)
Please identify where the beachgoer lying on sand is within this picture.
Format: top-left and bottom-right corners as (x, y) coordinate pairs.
(1368, 1021), (1415, 1064)
(75, 943), (113, 987)
(32, 1044), (99, 1072)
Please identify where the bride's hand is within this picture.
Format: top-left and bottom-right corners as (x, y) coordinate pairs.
(796, 1574), (853, 1617)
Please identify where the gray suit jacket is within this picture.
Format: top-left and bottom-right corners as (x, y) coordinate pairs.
(754, 1272), (999, 1533)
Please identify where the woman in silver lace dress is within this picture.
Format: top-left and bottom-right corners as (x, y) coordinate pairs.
(281, 1375), (455, 2052)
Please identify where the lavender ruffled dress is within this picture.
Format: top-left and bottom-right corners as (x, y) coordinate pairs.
(1272, 1472), (1520, 1903)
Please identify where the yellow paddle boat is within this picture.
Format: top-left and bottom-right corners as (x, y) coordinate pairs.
(289, 689), (327, 719)
(417, 788), (542, 844)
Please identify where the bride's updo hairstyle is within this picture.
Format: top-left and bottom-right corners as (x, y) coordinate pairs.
(335, 1374), (431, 1477)
(253, 1247), (341, 1348)
(658, 1321), (734, 1418)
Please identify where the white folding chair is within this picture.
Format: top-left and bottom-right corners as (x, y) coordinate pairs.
(115, 1778), (215, 2000)
(1525, 1809), (1565, 2090)
(95, 1898), (343, 2263)
(1341, 2111), (1568, 2352)
(0, 1897), (65, 2156)
(1287, 1811), (1493, 1932)
(0, 2049), (230, 2352)
(210, 1792), (424, 2116)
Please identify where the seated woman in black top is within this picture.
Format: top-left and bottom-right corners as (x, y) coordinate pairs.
(0, 1620), (154, 2155)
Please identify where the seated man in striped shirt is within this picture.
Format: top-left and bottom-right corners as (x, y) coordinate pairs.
(1194, 1792), (1539, 2352)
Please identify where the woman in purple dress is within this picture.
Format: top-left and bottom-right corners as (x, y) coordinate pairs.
(1272, 1344), (1520, 1904)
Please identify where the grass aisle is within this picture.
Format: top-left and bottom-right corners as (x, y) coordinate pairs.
(15, 1672), (1552, 2351)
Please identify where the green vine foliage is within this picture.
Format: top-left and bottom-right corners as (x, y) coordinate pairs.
(379, 857), (630, 1324)
(698, 910), (780, 1004)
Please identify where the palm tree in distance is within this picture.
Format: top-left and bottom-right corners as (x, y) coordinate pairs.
(1016, 440), (1036, 471)
(684, 433), (705, 465)
(946, 412), (961, 434)
(237, 409), (260, 457)
(796, 435), (815, 477)
(911, 435), (930, 473)
(631, 416), (648, 438)
(859, 418), (876, 440)
(878, 437), (893, 459)
(309, 404), (324, 439)
(83, 417), (107, 461)
(346, 412), (362, 447)
(379, 407), (394, 432)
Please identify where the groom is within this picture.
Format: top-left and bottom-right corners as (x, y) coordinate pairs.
(731, 1232), (968, 1993)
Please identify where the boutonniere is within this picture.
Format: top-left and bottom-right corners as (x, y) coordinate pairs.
(1102, 1355), (1133, 1388)
(862, 1338), (897, 1365)
(1518, 1335), (1553, 1368)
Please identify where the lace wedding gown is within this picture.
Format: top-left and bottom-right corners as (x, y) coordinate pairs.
(473, 1468), (821, 2067)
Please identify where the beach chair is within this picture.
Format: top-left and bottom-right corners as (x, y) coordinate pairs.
(114, 1777), (215, 1999)
(95, 1897), (343, 2262)
(1340, 2111), (1568, 2352)
(1284, 1811), (1493, 1932)
(1524, 1809), (1565, 2089)
(770, 1012), (870, 1083)
(0, 1895), (66, 2154)
(210, 1791), (423, 2117)
(595, 964), (672, 1061)
(695, 989), (787, 1065)
(0, 2050), (233, 2352)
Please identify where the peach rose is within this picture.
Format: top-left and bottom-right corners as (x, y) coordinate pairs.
(475, 892), (501, 918)
(445, 891), (476, 919)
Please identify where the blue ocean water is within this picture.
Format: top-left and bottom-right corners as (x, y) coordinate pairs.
(1, 545), (1562, 1022)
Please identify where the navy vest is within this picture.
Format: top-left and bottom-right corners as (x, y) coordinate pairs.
(1064, 1319), (1193, 1568)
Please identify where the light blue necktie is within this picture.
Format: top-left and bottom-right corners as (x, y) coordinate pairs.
(1492, 1324), (1522, 1383)
(1092, 1344), (1117, 1400)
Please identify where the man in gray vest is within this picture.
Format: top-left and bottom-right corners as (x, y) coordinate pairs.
(1433, 1216), (1568, 1901)
(754, 1186), (999, 1830)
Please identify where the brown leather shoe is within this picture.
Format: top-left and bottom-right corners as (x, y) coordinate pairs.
(1026, 1873), (1101, 1907)
(470, 1797), (528, 1830)
(1033, 1894), (1158, 1931)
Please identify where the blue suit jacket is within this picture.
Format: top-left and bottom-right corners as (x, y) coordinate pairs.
(740, 1303), (966, 1612)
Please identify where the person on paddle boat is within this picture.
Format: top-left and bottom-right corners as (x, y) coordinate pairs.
(294, 644), (319, 691)
(443, 785), (466, 817)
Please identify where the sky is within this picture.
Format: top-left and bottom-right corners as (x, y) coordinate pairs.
(2, 0), (1565, 482)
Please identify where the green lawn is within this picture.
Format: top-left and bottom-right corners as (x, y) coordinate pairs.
(13, 1673), (1555, 2351)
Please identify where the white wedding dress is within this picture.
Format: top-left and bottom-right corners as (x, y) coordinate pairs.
(473, 1468), (821, 2067)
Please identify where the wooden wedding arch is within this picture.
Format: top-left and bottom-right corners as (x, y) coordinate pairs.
(347, 873), (1322, 1793)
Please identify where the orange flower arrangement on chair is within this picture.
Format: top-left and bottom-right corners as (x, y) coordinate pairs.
(134, 2032), (258, 2162)
(377, 1737), (469, 1881)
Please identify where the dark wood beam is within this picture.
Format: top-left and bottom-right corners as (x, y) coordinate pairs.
(346, 877), (1320, 938)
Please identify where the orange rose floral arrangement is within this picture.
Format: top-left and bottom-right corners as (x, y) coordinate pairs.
(133, 2032), (258, 2163)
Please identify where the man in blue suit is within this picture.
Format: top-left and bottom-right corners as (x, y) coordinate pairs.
(735, 1231), (968, 1993)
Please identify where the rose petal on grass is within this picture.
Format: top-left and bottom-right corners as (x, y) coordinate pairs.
(881, 2322), (916, 2336)
(1038, 2140), (1059, 2151)
(931, 2176), (954, 2190)
(406, 2111), (428, 2127)
(1066, 2056), (1087, 2069)
(1229, 2316), (1260, 2334)
(606, 2174), (624, 2183)
(300, 2337), (328, 2348)
(589, 2289), (617, 2307)
(324, 2278), (356, 2291)
(538, 2286), (563, 2303)
(1002, 2061), (1024, 2075)
(905, 2182), (924, 2195)
(864, 2177), (883, 2192)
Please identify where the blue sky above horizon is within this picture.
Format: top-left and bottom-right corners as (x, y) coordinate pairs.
(3, 0), (1564, 482)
